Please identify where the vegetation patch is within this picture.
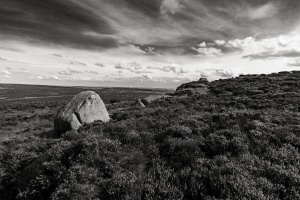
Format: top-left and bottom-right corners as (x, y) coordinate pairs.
(0, 71), (300, 199)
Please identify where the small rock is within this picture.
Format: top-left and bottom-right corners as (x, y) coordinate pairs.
(132, 99), (146, 108)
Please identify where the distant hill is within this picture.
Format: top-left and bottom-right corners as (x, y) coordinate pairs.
(0, 84), (171, 103)
(0, 71), (299, 200)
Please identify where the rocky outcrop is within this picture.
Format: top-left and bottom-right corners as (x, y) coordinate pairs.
(175, 78), (209, 96)
(54, 91), (109, 136)
(141, 95), (172, 105)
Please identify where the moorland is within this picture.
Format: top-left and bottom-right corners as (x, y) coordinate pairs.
(0, 84), (170, 139)
(0, 71), (300, 200)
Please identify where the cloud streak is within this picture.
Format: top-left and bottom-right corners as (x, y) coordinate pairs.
(160, 0), (184, 15)
(58, 67), (83, 75)
(115, 62), (143, 73)
(1, 0), (299, 53)
(244, 50), (300, 60)
(95, 63), (105, 67)
(147, 64), (188, 74)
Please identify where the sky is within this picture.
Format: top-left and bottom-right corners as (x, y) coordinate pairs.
(0, 0), (300, 88)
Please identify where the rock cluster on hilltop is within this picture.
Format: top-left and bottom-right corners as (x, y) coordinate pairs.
(208, 71), (300, 99)
(54, 91), (110, 136)
(175, 77), (209, 96)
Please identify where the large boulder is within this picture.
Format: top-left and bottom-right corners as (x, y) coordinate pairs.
(54, 91), (109, 135)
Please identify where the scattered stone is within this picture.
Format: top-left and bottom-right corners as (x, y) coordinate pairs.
(54, 91), (109, 136)
(132, 99), (146, 108)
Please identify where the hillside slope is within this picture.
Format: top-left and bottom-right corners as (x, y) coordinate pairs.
(1, 71), (300, 200)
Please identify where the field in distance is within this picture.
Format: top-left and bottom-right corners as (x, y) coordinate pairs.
(0, 84), (171, 103)
(0, 84), (172, 139)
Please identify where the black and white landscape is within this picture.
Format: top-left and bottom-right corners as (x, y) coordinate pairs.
(0, 0), (300, 199)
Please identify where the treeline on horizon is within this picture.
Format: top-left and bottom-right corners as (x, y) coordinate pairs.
(0, 71), (300, 200)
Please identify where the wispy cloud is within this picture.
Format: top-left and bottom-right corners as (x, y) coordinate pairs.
(195, 68), (241, 79)
(244, 50), (300, 60)
(132, 70), (152, 74)
(288, 59), (300, 67)
(147, 64), (188, 74)
(95, 63), (105, 67)
(68, 67), (83, 74)
(50, 54), (64, 58)
(12, 68), (34, 75)
(236, 2), (280, 20)
(142, 74), (153, 80)
(192, 46), (222, 57)
(195, 70), (210, 78)
(30, 75), (101, 82)
(160, 0), (184, 15)
(58, 71), (72, 76)
(86, 70), (99, 74)
(214, 69), (240, 78)
(70, 61), (87, 66)
(1, 70), (11, 75)
(58, 67), (83, 75)
(115, 62), (143, 73)
(211, 32), (300, 61)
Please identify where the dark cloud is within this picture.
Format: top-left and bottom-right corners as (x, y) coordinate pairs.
(117, 0), (161, 17)
(244, 50), (300, 60)
(0, 0), (300, 55)
(0, 0), (117, 49)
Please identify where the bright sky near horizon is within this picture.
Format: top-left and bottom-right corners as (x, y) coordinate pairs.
(0, 0), (300, 88)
